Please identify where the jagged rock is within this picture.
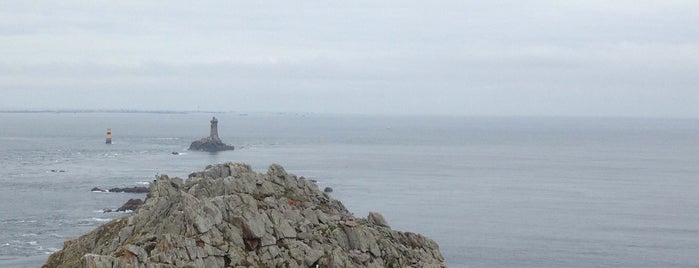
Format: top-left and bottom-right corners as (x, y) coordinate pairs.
(324, 186), (333, 193)
(116, 199), (144, 212)
(368, 211), (391, 228)
(44, 162), (446, 268)
(188, 117), (235, 152)
(91, 187), (105, 192)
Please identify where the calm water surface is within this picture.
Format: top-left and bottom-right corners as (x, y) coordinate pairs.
(0, 113), (698, 267)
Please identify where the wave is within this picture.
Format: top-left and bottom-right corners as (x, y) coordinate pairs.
(1, 219), (38, 224)
(153, 137), (181, 140)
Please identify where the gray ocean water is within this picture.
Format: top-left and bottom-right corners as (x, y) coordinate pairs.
(1, 112), (698, 267)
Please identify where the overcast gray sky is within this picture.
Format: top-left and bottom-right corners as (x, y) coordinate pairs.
(1, 0), (698, 117)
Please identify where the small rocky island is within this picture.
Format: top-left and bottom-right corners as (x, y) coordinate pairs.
(188, 117), (235, 152)
(44, 162), (445, 267)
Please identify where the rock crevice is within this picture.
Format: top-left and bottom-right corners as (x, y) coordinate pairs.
(44, 162), (446, 268)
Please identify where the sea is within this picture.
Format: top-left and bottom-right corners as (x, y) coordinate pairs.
(0, 112), (698, 268)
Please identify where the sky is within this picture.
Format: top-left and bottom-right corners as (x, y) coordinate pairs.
(1, 0), (698, 117)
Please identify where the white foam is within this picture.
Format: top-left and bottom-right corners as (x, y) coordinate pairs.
(28, 241), (38, 246)
(91, 218), (111, 222)
(135, 181), (150, 185)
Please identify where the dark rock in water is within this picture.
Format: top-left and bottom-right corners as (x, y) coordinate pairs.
(324, 186), (333, 193)
(188, 117), (235, 152)
(116, 199), (144, 212)
(45, 162), (445, 268)
(91, 187), (106, 192)
(188, 137), (235, 152)
(171, 151), (179, 155)
(108, 186), (150, 193)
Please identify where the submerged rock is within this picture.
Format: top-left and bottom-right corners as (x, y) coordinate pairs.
(91, 187), (105, 192)
(45, 162), (445, 268)
(189, 117), (234, 152)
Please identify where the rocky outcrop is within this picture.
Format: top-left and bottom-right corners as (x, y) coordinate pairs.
(188, 137), (235, 152)
(44, 162), (445, 268)
(92, 186), (150, 193)
(189, 117), (234, 152)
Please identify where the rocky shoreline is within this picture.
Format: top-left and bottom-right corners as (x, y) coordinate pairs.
(44, 162), (446, 267)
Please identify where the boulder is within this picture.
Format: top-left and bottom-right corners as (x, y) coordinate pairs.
(368, 211), (391, 228)
(44, 162), (446, 268)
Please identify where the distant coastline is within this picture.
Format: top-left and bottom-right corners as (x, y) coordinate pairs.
(0, 109), (317, 117)
(0, 109), (209, 114)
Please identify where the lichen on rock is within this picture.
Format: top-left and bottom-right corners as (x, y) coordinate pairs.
(44, 162), (446, 268)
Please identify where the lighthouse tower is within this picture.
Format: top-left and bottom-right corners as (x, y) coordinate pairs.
(209, 117), (220, 142)
(106, 128), (112, 144)
(188, 116), (234, 152)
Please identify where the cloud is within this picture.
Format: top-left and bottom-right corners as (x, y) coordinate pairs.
(1, 1), (698, 116)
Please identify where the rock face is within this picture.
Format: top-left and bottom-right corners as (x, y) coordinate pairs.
(189, 117), (235, 152)
(44, 162), (445, 268)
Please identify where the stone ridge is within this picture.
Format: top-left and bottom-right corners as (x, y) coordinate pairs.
(44, 162), (446, 268)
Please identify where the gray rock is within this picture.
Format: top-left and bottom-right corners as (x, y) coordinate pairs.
(80, 254), (114, 268)
(367, 211), (390, 228)
(116, 198), (144, 212)
(44, 162), (446, 268)
(108, 186), (150, 193)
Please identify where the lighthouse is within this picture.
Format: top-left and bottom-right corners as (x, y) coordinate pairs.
(106, 128), (112, 144)
(188, 116), (234, 152)
(210, 117), (220, 142)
